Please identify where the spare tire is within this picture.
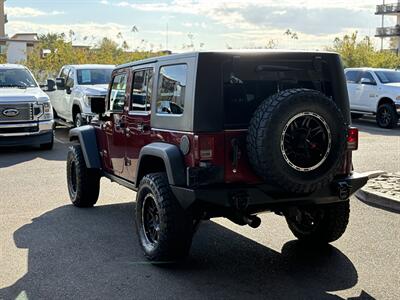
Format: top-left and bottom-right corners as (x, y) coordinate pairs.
(247, 89), (347, 193)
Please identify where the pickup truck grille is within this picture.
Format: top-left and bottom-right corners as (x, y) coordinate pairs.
(0, 103), (33, 123)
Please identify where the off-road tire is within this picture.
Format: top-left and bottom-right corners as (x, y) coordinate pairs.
(39, 131), (54, 150)
(67, 145), (100, 207)
(376, 103), (399, 129)
(247, 88), (347, 193)
(74, 112), (85, 128)
(136, 173), (193, 262)
(285, 201), (350, 244)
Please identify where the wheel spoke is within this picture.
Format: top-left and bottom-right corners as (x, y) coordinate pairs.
(281, 112), (331, 172)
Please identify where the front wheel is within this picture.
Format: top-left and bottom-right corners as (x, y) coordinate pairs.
(74, 112), (85, 128)
(284, 201), (350, 244)
(67, 145), (100, 207)
(136, 173), (193, 262)
(376, 104), (399, 129)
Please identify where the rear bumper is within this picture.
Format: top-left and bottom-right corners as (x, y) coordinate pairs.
(0, 120), (54, 147)
(171, 172), (369, 212)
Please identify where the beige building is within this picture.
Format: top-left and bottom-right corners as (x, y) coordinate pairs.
(0, 0), (40, 63)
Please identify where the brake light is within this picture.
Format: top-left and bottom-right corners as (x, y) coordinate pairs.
(347, 127), (358, 151)
(195, 135), (215, 161)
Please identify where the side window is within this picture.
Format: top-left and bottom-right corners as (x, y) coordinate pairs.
(345, 71), (360, 84)
(109, 73), (128, 111)
(360, 72), (376, 84)
(66, 69), (75, 88)
(131, 68), (153, 112)
(156, 64), (187, 115)
(60, 67), (70, 79)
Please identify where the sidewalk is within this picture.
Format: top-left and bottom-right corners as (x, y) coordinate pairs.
(356, 173), (400, 212)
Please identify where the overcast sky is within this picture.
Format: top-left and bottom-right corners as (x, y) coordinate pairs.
(3, 0), (393, 51)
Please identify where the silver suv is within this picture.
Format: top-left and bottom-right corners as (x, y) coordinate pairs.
(0, 64), (54, 149)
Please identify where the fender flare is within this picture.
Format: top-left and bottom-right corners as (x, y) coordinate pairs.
(69, 125), (101, 169)
(135, 143), (186, 188)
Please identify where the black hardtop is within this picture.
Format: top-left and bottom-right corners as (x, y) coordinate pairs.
(115, 50), (340, 71)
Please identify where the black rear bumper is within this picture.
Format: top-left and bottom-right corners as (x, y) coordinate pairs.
(171, 172), (369, 212)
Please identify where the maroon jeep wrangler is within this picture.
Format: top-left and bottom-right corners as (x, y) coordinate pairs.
(67, 51), (369, 261)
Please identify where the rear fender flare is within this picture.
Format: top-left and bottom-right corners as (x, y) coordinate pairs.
(135, 143), (186, 188)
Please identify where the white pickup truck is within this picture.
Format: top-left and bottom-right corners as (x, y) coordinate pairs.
(345, 68), (400, 129)
(46, 64), (114, 127)
(0, 64), (54, 149)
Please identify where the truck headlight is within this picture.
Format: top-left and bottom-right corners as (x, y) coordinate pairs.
(39, 102), (53, 120)
(83, 95), (91, 107)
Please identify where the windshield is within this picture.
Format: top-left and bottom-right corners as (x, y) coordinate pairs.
(375, 71), (400, 84)
(0, 68), (38, 88)
(77, 69), (113, 85)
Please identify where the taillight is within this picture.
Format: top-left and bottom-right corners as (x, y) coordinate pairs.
(347, 127), (358, 150)
(194, 135), (215, 161)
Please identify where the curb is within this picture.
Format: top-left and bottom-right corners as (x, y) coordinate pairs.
(355, 189), (400, 213)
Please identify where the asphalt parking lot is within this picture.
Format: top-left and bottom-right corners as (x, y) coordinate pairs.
(0, 120), (399, 300)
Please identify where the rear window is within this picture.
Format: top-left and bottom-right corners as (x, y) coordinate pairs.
(156, 64), (187, 115)
(223, 58), (332, 128)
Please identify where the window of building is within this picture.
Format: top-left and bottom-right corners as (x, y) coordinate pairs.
(109, 73), (128, 111)
(131, 68), (153, 112)
(156, 64), (187, 115)
(0, 45), (6, 55)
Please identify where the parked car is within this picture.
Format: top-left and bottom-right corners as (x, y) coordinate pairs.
(66, 51), (370, 261)
(45, 64), (114, 127)
(0, 64), (54, 149)
(345, 67), (400, 129)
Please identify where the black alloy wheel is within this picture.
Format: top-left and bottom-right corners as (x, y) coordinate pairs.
(281, 112), (332, 172)
(142, 193), (161, 245)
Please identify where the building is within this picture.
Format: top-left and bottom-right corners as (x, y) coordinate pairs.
(375, 0), (400, 52)
(0, 0), (39, 63)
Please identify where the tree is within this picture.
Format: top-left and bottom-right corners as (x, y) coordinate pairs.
(327, 32), (400, 69)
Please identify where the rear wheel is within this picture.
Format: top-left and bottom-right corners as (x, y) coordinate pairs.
(376, 103), (399, 129)
(284, 201), (350, 244)
(67, 145), (100, 207)
(136, 173), (193, 262)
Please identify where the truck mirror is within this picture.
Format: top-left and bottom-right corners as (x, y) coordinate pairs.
(46, 79), (56, 92)
(56, 77), (66, 90)
(91, 97), (106, 115)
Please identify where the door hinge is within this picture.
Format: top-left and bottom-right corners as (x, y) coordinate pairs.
(124, 157), (132, 166)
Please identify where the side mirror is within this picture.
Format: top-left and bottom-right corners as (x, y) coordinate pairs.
(360, 78), (376, 85)
(46, 79), (56, 92)
(56, 77), (65, 90)
(91, 97), (106, 115)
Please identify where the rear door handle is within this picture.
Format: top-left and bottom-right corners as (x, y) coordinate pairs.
(116, 121), (126, 130)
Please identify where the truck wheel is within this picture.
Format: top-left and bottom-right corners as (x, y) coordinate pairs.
(66, 145), (100, 207)
(136, 173), (193, 262)
(376, 103), (399, 129)
(247, 89), (347, 193)
(40, 131), (54, 150)
(74, 112), (85, 128)
(284, 201), (350, 244)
